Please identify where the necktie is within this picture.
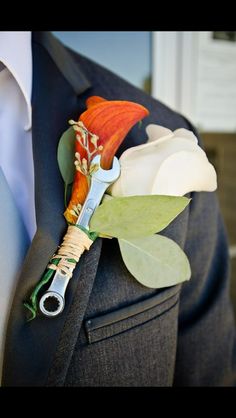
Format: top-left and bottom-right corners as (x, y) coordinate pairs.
(0, 167), (30, 382)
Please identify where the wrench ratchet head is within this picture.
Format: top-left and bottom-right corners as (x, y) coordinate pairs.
(39, 292), (65, 317)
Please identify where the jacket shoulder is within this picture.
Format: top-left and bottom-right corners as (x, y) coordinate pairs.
(68, 47), (193, 132)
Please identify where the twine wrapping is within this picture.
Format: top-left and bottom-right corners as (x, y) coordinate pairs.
(48, 225), (93, 279)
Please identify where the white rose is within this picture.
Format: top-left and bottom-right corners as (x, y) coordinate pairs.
(110, 124), (217, 197)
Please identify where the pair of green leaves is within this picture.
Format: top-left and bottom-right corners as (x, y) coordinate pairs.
(90, 195), (191, 288)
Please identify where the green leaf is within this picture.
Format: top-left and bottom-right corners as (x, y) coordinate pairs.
(90, 195), (190, 239)
(57, 126), (76, 185)
(118, 234), (191, 288)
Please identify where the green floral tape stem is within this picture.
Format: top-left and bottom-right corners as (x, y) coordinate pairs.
(23, 225), (99, 321)
(24, 258), (60, 321)
(75, 224), (99, 241)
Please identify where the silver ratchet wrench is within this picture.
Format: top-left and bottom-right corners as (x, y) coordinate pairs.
(39, 154), (120, 317)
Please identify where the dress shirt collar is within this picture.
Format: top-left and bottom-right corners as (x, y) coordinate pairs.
(0, 31), (32, 130)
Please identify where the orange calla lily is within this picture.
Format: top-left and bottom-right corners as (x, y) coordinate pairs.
(64, 96), (149, 223)
(86, 95), (107, 108)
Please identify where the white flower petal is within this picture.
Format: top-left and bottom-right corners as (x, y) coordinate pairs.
(118, 139), (154, 162)
(120, 126), (199, 164)
(110, 123), (217, 198)
(173, 128), (198, 144)
(121, 135), (201, 163)
(110, 153), (156, 196)
(111, 137), (206, 197)
(151, 150), (217, 196)
(161, 136), (204, 156)
(146, 124), (173, 143)
(119, 128), (173, 163)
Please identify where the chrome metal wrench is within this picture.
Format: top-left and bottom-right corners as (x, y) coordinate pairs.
(39, 155), (120, 317)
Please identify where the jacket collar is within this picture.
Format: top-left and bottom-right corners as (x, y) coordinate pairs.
(32, 32), (91, 96)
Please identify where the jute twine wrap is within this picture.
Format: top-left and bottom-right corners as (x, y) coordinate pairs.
(48, 225), (93, 279)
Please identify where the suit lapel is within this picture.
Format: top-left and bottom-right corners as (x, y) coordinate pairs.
(2, 32), (103, 386)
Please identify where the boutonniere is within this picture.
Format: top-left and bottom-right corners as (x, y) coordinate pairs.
(24, 96), (217, 320)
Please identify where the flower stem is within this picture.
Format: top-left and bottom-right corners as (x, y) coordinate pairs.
(64, 183), (68, 208)
(23, 258), (60, 321)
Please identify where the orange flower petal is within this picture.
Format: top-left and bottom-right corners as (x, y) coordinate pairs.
(86, 96), (107, 108)
(64, 174), (88, 224)
(65, 97), (149, 223)
(80, 100), (149, 169)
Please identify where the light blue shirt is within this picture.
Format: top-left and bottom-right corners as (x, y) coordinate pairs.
(0, 31), (36, 240)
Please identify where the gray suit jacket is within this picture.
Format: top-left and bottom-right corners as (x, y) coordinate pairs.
(2, 32), (236, 386)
